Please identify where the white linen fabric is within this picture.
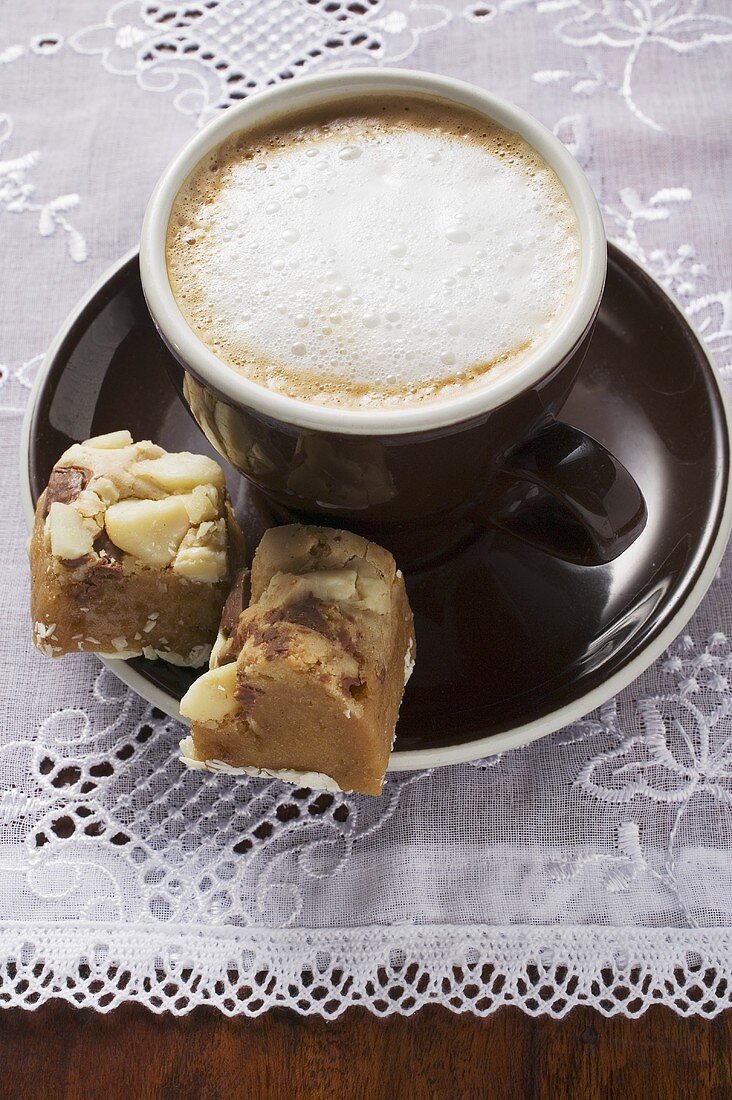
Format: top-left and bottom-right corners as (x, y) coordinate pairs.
(1, 0), (731, 1018)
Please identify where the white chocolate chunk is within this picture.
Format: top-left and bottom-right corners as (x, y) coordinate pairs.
(82, 430), (133, 449)
(104, 495), (192, 566)
(179, 663), (238, 722)
(263, 568), (389, 613)
(132, 452), (225, 493)
(264, 569), (357, 605)
(46, 502), (94, 560)
(355, 573), (391, 614)
(183, 484), (219, 525)
(301, 569), (359, 602)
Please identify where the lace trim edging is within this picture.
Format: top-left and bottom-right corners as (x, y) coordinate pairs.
(0, 922), (730, 1017)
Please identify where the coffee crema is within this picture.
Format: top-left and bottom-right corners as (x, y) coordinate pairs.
(167, 95), (581, 409)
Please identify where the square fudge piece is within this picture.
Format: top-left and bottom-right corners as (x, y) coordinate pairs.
(29, 430), (245, 666)
(179, 525), (415, 795)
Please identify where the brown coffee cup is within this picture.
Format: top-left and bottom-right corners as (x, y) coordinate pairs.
(140, 69), (645, 566)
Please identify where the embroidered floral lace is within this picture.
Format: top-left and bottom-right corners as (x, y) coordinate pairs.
(1, 0), (731, 1017)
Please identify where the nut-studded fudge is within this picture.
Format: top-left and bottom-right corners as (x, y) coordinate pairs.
(29, 430), (245, 666)
(179, 525), (415, 795)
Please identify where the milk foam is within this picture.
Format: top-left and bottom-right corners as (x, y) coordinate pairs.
(167, 99), (581, 407)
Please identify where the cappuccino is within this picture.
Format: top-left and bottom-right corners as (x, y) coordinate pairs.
(167, 96), (580, 408)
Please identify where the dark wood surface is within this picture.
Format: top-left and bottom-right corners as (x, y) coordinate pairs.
(1, 1002), (730, 1099)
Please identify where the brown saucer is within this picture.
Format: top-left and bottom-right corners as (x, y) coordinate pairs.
(22, 245), (732, 770)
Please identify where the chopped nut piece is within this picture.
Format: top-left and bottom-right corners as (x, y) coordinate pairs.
(83, 430), (133, 449)
(173, 543), (228, 583)
(182, 484), (219, 525)
(91, 476), (120, 505)
(180, 663), (239, 722)
(172, 520), (228, 583)
(46, 502), (94, 560)
(73, 489), (107, 522)
(132, 451), (225, 493)
(104, 495), (192, 566)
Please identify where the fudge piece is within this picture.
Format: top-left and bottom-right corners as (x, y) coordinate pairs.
(29, 430), (245, 666)
(179, 525), (415, 795)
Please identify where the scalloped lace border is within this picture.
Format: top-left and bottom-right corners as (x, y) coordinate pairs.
(1, 923), (730, 1017)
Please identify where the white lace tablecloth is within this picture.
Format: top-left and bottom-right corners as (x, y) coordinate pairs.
(2, 0), (731, 1018)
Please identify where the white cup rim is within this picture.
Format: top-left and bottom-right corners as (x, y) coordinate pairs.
(140, 68), (607, 437)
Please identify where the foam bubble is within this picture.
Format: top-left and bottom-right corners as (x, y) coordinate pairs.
(167, 98), (581, 408)
(445, 227), (471, 244)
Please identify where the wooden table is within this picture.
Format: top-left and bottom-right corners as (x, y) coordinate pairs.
(2, 1002), (729, 1098)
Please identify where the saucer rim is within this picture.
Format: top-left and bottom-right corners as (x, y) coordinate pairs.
(20, 245), (732, 772)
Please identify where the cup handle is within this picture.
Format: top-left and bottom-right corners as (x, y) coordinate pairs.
(476, 420), (647, 566)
